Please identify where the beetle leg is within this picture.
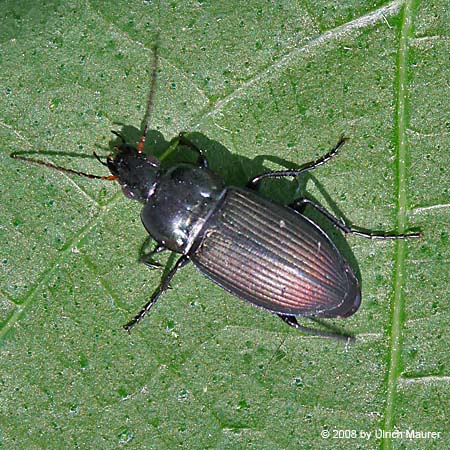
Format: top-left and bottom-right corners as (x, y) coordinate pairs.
(290, 198), (421, 239)
(247, 137), (347, 189)
(177, 132), (209, 168)
(123, 255), (190, 331)
(277, 314), (353, 342)
(140, 239), (167, 269)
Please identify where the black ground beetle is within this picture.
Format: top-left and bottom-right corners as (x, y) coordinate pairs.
(11, 46), (420, 340)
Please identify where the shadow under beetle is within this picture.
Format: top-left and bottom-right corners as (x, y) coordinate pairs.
(11, 45), (420, 340)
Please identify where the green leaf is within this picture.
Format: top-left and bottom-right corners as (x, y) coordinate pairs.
(1, 1), (448, 448)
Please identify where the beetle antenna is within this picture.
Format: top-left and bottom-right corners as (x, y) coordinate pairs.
(137, 41), (159, 154)
(10, 153), (117, 180)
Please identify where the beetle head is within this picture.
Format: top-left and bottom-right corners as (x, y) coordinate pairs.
(107, 143), (161, 202)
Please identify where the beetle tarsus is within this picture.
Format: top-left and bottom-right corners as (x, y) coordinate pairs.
(291, 198), (421, 240)
(278, 314), (354, 342)
(247, 137), (347, 189)
(123, 255), (190, 332)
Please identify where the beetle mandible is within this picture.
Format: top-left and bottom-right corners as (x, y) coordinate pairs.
(11, 45), (420, 340)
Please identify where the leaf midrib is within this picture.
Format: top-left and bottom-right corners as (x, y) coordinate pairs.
(383, 1), (417, 448)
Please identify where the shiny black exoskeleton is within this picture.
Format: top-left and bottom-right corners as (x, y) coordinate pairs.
(104, 134), (419, 339)
(11, 45), (420, 340)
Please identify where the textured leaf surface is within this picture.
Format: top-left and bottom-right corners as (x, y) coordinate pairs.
(1, 1), (448, 448)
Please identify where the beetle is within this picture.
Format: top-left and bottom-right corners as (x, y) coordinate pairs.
(11, 45), (420, 339)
